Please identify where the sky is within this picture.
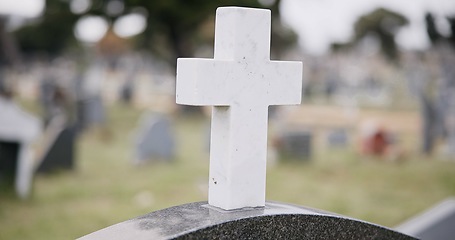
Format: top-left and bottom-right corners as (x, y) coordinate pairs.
(280, 0), (455, 54)
(0, 0), (44, 18)
(1, 0), (455, 54)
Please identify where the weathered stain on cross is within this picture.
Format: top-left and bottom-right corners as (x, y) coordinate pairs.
(176, 7), (303, 210)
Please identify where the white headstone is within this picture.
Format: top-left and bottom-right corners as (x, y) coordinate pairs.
(0, 97), (41, 199)
(176, 7), (302, 210)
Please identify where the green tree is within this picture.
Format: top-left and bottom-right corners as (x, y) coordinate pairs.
(332, 8), (408, 60)
(13, 0), (295, 66)
(14, 0), (79, 56)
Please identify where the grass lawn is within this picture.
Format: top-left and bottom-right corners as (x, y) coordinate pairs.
(1, 102), (454, 239)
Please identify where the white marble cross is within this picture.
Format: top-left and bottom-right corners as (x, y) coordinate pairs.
(176, 7), (302, 210)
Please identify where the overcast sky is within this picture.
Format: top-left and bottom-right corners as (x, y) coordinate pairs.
(281, 0), (455, 54)
(1, 0), (454, 54)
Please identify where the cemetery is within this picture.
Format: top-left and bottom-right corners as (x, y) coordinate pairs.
(1, 1), (455, 239)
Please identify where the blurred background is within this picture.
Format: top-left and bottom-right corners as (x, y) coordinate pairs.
(0, 0), (454, 239)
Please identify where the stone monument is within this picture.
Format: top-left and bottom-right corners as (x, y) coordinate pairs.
(176, 6), (302, 210)
(80, 7), (415, 240)
(0, 95), (41, 199)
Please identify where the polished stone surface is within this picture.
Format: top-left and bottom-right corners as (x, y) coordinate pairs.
(79, 201), (416, 240)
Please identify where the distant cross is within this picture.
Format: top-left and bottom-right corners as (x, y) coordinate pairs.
(176, 7), (302, 210)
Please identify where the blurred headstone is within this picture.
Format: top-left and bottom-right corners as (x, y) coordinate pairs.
(278, 130), (312, 160)
(438, 47), (455, 158)
(120, 70), (135, 104)
(327, 128), (348, 148)
(0, 141), (19, 187)
(36, 116), (76, 173)
(444, 96), (455, 158)
(0, 96), (41, 198)
(37, 69), (78, 173)
(120, 80), (133, 104)
(133, 113), (175, 164)
(82, 96), (105, 128)
(39, 74), (57, 127)
(420, 94), (442, 154)
(78, 60), (106, 130)
(396, 198), (455, 240)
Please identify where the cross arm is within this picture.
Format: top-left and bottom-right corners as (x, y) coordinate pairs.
(176, 58), (234, 106)
(266, 61), (303, 105)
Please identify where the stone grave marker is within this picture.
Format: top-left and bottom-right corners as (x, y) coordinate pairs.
(80, 96), (105, 129)
(0, 141), (20, 187)
(396, 198), (455, 240)
(39, 73), (58, 127)
(279, 130), (313, 160)
(78, 61), (106, 130)
(35, 115), (76, 173)
(443, 93), (455, 158)
(133, 113), (175, 164)
(120, 71), (135, 104)
(327, 128), (349, 148)
(37, 72), (78, 173)
(176, 6), (302, 210)
(80, 7), (415, 240)
(0, 96), (41, 198)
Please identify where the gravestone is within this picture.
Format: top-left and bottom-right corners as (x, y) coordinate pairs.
(0, 141), (20, 187)
(80, 7), (416, 240)
(37, 72), (78, 173)
(120, 71), (135, 104)
(81, 201), (414, 240)
(0, 96), (41, 198)
(39, 74), (58, 127)
(133, 113), (175, 164)
(36, 116), (76, 173)
(396, 198), (455, 240)
(435, 43), (455, 158)
(327, 128), (348, 148)
(176, 6), (302, 210)
(81, 96), (105, 128)
(78, 61), (106, 130)
(279, 130), (313, 160)
(443, 93), (455, 158)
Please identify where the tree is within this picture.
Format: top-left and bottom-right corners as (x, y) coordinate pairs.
(14, 0), (79, 57)
(13, 0), (295, 67)
(332, 8), (408, 60)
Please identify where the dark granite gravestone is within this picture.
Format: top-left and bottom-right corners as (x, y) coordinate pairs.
(279, 130), (312, 160)
(327, 128), (348, 148)
(80, 201), (415, 240)
(0, 141), (20, 188)
(133, 113), (175, 164)
(36, 123), (76, 173)
(396, 198), (455, 240)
